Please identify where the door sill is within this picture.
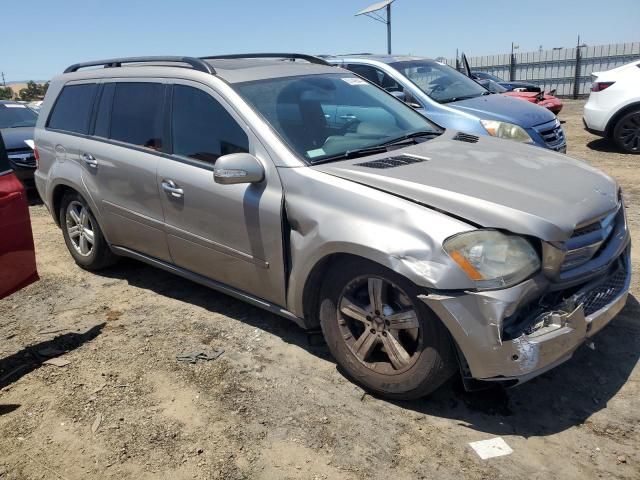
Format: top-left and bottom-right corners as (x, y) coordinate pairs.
(110, 245), (307, 329)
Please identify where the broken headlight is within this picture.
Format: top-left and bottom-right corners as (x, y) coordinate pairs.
(443, 230), (540, 290)
(480, 120), (533, 143)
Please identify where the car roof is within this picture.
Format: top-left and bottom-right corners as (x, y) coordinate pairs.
(55, 56), (343, 85)
(203, 59), (340, 83)
(0, 100), (20, 104)
(327, 54), (434, 64)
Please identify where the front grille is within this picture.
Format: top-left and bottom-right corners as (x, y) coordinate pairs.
(560, 208), (619, 271)
(355, 155), (426, 169)
(7, 147), (36, 168)
(578, 264), (627, 316)
(533, 119), (566, 149)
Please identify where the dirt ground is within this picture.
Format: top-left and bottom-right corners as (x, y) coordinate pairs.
(1, 100), (639, 480)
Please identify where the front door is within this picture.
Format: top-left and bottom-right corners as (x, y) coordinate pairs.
(0, 131), (38, 299)
(77, 80), (171, 261)
(157, 82), (286, 306)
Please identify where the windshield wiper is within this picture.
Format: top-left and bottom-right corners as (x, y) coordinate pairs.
(310, 144), (389, 164)
(440, 94), (483, 104)
(381, 130), (440, 146)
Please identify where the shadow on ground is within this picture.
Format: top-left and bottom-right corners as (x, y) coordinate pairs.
(400, 295), (640, 437)
(0, 324), (105, 396)
(99, 259), (639, 437)
(587, 137), (622, 153)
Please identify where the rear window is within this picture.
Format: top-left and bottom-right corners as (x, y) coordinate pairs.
(109, 83), (164, 151)
(47, 84), (97, 134)
(0, 103), (38, 129)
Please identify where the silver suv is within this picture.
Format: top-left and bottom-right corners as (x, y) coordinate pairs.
(35, 54), (630, 399)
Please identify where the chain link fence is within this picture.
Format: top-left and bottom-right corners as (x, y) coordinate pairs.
(446, 42), (640, 98)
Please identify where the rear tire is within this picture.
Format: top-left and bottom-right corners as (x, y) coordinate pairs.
(319, 258), (456, 400)
(612, 108), (640, 154)
(59, 192), (117, 270)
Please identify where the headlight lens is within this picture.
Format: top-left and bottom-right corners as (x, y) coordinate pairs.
(480, 120), (533, 143)
(443, 230), (540, 289)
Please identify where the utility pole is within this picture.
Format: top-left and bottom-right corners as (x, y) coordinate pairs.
(1, 72), (5, 87)
(386, 2), (392, 55)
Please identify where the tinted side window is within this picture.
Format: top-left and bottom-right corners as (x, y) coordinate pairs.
(171, 85), (249, 163)
(94, 83), (115, 138)
(47, 84), (97, 134)
(110, 83), (164, 151)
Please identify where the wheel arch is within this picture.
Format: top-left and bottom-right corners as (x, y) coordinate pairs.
(605, 101), (640, 136)
(297, 247), (439, 327)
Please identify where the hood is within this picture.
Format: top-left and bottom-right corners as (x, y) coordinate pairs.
(447, 93), (555, 128)
(0, 127), (35, 151)
(312, 132), (619, 242)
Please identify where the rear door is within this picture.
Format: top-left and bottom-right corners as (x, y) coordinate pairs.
(156, 82), (286, 305)
(77, 80), (171, 261)
(0, 131), (38, 299)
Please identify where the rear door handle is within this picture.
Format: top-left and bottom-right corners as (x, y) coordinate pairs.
(161, 179), (184, 198)
(340, 114), (358, 120)
(82, 153), (98, 168)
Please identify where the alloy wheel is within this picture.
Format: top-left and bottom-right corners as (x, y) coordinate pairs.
(618, 112), (640, 152)
(337, 276), (422, 375)
(65, 201), (95, 257)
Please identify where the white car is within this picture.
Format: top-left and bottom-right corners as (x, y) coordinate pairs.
(583, 59), (640, 153)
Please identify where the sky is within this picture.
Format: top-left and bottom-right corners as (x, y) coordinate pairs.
(3, 0), (639, 82)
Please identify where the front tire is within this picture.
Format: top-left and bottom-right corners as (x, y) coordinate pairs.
(59, 192), (117, 270)
(613, 108), (640, 154)
(319, 259), (456, 400)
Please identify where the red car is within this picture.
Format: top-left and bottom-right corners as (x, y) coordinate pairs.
(0, 131), (38, 299)
(502, 90), (563, 115)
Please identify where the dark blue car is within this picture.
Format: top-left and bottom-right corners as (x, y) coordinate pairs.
(327, 55), (566, 152)
(471, 71), (542, 93)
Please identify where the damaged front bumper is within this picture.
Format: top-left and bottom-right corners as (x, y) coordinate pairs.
(420, 250), (631, 384)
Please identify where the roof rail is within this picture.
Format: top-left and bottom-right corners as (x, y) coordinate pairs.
(64, 56), (216, 74)
(200, 53), (331, 66)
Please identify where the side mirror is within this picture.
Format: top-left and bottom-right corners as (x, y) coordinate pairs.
(214, 153), (265, 185)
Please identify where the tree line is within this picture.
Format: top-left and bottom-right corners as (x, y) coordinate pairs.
(0, 81), (49, 102)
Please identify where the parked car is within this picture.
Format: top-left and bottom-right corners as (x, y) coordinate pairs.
(0, 100), (38, 188)
(471, 71), (541, 92)
(583, 59), (640, 153)
(0, 130), (38, 299)
(477, 78), (563, 114)
(36, 54), (629, 399)
(327, 55), (566, 153)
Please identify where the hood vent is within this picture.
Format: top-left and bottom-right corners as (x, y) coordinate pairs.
(355, 155), (426, 169)
(453, 132), (479, 143)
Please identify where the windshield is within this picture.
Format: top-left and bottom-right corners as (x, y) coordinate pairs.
(478, 79), (507, 93)
(474, 71), (505, 82)
(0, 103), (38, 128)
(391, 60), (488, 104)
(235, 74), (441, 163)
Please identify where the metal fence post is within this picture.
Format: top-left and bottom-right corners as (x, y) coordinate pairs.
(573, 47), (581, 99)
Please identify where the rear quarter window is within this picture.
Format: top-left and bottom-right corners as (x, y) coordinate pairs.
(47, 84), (98, 134)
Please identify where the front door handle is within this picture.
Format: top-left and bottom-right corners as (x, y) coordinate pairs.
(340, 114), (358, 121)
(161, 179), (184, 198)
(81, 153), (98, 168)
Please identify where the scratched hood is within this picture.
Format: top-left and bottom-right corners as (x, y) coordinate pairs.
(312, 132), (619, 241)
